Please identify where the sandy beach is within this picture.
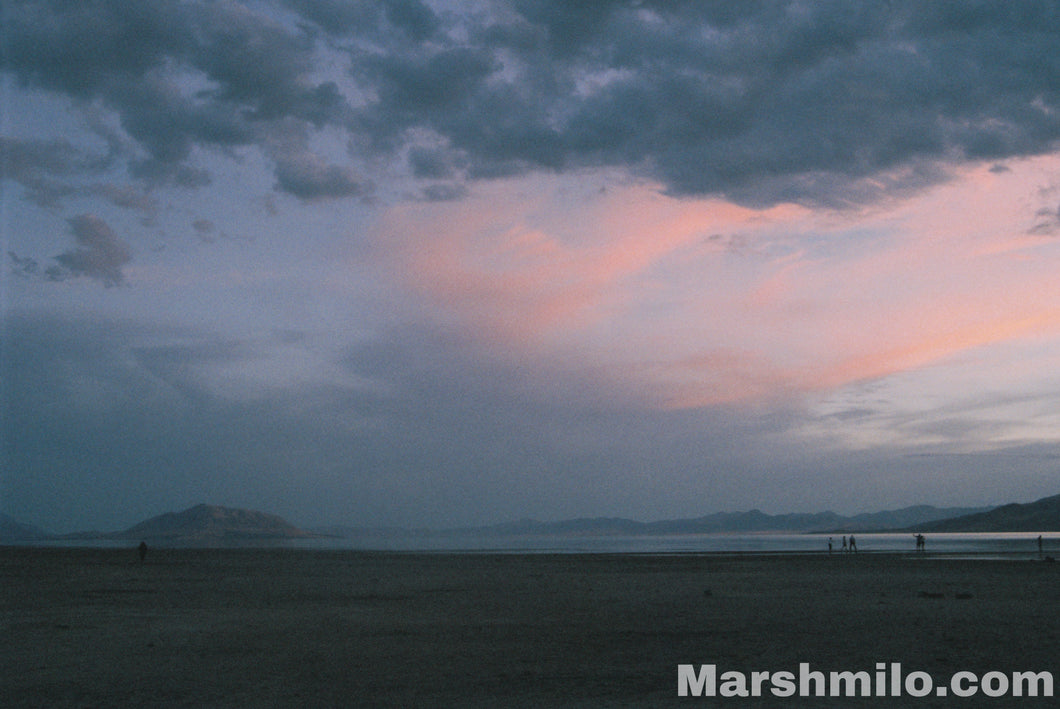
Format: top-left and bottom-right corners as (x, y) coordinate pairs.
(2, 546), (1057, 707)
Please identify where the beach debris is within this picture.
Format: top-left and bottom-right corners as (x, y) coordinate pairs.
(954, 592), (973, 600)
(918, 591), (945, 599)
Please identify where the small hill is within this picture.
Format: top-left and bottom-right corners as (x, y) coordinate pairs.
(118, 504), (311, 542)
(0, 513), (51, 542)
(910, 494), (1060, 533)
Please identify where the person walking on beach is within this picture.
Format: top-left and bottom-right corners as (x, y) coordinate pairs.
(138, 541), (148, 564)
(849, 535), (857, 553)
(1038, 535), (1043, 558)
(828, 537), (833, 554)
(915, 534), (925, 552)
(842, 536), (848, 552)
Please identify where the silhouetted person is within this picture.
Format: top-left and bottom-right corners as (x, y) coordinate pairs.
(915, 534), (925, 552)
(828, 537), (833, 554)
(1039, 535), (1044, 558)
(842, 536), (848, 552)
(138, 541), (148, 564)
(849, 535), (857, 553)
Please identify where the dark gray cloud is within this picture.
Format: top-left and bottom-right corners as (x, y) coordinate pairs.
(4, 0), (1060, 209)
(272, 151), (372, 201)
(2, 0), (349, 196)
(1030, 203), (1060, 235)
(44, 214), (132, 286)
(419, 183), (468, 202)
(341, 0), (1060, 205)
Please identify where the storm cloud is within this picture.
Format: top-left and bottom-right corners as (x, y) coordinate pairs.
(3, 1), (1060, 208)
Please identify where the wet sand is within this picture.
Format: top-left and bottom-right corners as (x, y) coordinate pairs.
(2, 546), (1058, 707)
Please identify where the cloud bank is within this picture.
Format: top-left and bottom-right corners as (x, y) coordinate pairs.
(3, 0), (1060, 208)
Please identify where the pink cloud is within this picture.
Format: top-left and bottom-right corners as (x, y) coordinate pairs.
(376, 176), (800, 344)
(374, 158), (1060, 410)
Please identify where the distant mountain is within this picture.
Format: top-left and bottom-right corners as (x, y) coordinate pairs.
(117, 504), (312, 542)
(640, 506), (988, 534)
(18, 497), (1036, 545)
(0, 513), (51, 542)
(818, 505), (992, 533)
(908, 494), (1060, 533)
(316, 504), (989, 539)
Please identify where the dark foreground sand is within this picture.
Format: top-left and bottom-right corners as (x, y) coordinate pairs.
(2, 547), (1058, 708)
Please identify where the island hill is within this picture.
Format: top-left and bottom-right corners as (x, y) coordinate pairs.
(44, 504), (315, 545)
(121, 503), (313, 543)
(6, 493), (1060, 545)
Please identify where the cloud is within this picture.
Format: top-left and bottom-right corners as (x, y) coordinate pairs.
(0, 136), (113, 207)
(0, 137), (158, 220)
(3, 1), (1059, 209)
(419, 183), (468, 201)
(271, 150), (371, 201)
(340, 0), (1060, 205)
(1, 0), (347, 196)
(192, 218), (216, 241)
(8, 251), (42, 278)
(369, 160), (1060, 413)
(48, 214), (132, 286)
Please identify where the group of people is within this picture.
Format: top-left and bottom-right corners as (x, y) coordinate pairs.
(831, 533), (922, 553)
(827, 535), (857, 553)
(824, 534), (1050, 555)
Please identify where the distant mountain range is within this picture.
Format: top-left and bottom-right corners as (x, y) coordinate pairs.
(6, 495), (1060, 545)
(320, 504), (989, 539)
(908, 493), (1060, 533)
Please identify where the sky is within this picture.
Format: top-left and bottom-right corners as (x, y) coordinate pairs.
(4, 1), (1060, 533)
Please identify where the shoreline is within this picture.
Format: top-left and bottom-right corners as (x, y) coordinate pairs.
(3, 541), (1053, 561)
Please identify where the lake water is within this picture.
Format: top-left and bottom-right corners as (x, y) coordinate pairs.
(19, 531), (1055, 556)
(278, 531), (1054, 557)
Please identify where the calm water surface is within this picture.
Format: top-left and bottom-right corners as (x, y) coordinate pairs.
(20, 532), (1056, 556)
(282, 531), (1055, 556)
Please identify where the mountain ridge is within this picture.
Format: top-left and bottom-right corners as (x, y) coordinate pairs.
(314, 504), (992, 539)
(8, 496), (1060, 544)
(905, 493), (1060, 533)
